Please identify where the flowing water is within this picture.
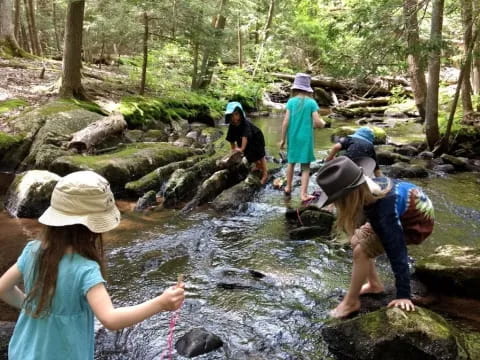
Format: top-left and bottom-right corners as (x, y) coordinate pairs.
(1, 115), (479, 359)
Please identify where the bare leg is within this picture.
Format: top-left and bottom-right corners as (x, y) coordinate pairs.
(300, 164), (314, 201)
(330, 244), (369, 318)
(256, 158), (268, 185)
(285, 163), (294, 194)
(360, 259), (385, 295)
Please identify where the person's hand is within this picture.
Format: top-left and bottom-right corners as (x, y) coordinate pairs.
(159, 283), (185, 311)
(279, 140), (285, 150)
(388, 298), (415, 311)
(232, 147), (243, 153)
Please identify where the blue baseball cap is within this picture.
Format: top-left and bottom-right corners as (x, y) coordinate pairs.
(349, 127), (374, 144)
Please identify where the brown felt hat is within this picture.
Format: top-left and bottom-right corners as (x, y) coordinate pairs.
(314, 156), (377, 208)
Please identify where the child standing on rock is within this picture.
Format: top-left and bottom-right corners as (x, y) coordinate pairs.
(225, 101), (269, 184)
(280, 73), (325, 202)
(315, 156), (434, 318)
(0, 171), (185, 360)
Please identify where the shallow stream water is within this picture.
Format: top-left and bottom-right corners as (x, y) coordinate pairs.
(1, 115), (479, 359)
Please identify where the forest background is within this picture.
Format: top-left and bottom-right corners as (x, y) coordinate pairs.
(1, 0), (480, 153)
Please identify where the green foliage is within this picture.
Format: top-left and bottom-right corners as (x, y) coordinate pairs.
(0, 99), (28, 114)
(0, 131), (23, 152)
(210, 66), (266, 111)
(389, 86), (409, 104)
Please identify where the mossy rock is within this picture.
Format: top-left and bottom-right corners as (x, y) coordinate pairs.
(50, 143), (195, 193)
(0, 131), (24, 170)
(332, 126), (386, 145)
(322, 307), (459, 360)
(0, 99), (28, 114)
(415, 245), (480, 299)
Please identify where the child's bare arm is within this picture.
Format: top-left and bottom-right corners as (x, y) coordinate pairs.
(0, 264), (25, 309)
(325, 143), (342, 161)
(87, 282), (185, 331)
(313, 111), (326, 128)
(239, 137), (248, 152)
(280, 110), (290, 149)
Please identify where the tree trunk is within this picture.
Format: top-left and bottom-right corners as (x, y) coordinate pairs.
(237, 15), (242, 67)
(0, 0), (25, 56)
(68, 113), (127, 153)
(191, 40), (199, 90)
(20, 21), (29, 52)
(52, 0), (60, 52)
(424, 0), (444, 150)
(26, 0), (41, 55)
(139, 11), (149, 95)
(460, 0), (474, 115)
(59, 0), (86, 99)
(172, 0), (176, 40)
(472, 0), (480, 99)
(403, 0), (428, 120)
(253, 0), (275, 77)
(13, 0), (20, 39)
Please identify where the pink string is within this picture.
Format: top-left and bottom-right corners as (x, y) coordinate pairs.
(159, 303), (183, 360)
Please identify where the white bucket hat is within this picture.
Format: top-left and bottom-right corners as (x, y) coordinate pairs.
(39, 171), (120, 233)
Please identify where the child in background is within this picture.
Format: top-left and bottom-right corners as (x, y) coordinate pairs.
(314, 156), (434, 318)
(280, 73), (325, 201)
(325, 126), (382, 177)
(0, 171), (185, 360)
(225, 101), (268, 184)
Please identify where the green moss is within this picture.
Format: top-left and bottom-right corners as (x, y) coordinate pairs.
(0, 99), (28, 114)
(0, 131), (23, 151)
(63, 99), (108, 115)
(36, 100), (82, 117)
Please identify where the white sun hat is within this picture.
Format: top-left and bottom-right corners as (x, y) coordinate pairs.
(38, 171), (120, 233)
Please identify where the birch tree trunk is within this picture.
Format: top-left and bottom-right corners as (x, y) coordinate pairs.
(253, 0), (275, 77)
(403, 0), (428, 120)
(59, 0), (86, 99)
(425, 0), (444, 149)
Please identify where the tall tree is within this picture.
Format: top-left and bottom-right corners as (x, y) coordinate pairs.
(140, 11), (149, 95)
(0, 0), (25, 56)
(424, 0), (444, 149)
(24, 0), (41, 55)
(59, 0), (86, 99)
(403, 0), (427, 120)
(253, 0), (275, 77)
(460, 0), (474, 116)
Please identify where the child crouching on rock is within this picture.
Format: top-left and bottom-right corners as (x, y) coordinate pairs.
(225, 101), (268, 185)
(314, 156), (434, 318)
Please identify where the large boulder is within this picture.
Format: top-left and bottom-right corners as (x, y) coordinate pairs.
(0, 131), (24, 171)
(386, 162), (429, 178)
(322, 307), (460, 360)
(11, 100), (104, 170)
(415, 245), (480, 299)
(331, 126), (387, 145)
(211, 174), (262, 212)
(49, 143), (195, 193)
(4, 170), (60, 218)
(376, 150), (410, 165)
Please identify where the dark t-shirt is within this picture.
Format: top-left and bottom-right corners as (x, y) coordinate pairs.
(226, 120), (266, 162)
(339, 136), (379, 169)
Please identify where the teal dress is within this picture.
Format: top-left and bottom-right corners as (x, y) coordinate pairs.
(9, 241), (105, 360)
(285, 96), (319, 164)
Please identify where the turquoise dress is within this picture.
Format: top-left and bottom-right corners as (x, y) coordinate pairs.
(285, 96), (320, 163)
(9, 241), (105, 360)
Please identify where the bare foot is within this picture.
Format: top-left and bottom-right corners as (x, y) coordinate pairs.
(329, 299), (361, 319)
(359, 282), (385, 295)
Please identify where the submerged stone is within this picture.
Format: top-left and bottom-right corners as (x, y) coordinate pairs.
(175, 328), (223, 358)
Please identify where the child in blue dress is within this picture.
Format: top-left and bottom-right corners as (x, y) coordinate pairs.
(280, 73), (325, 201)
(315, 156), (434, 318)
(0, 171), (185, 360)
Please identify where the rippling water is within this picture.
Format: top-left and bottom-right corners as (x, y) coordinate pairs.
(1, 116), (479, 359)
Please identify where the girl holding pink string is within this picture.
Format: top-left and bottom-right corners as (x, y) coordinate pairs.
(0, 171), (184, 360)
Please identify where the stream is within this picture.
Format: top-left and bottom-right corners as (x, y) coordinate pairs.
(1, 115), (479, 359)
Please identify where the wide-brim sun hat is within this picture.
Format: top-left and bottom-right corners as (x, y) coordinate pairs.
(291, 73), (314, 93)
(38, 171), (120, 233)
(314, 156), (378, 208)
(224, 101), (246, 124)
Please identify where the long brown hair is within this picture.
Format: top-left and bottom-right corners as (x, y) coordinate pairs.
(24, 224), (105, 318)
(334, 181), (390, 236)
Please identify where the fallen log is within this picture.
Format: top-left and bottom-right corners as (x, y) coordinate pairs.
(332, 106), (389, 118)
(340, 97), (390, 109)
(68, 112), (127, 153)
(270, 72), (397, 97)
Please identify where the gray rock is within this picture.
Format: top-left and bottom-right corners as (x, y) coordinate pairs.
(440, 154), (469, 171)
(418, 151), (434, 160)
(4, 170), (60, 218)
(134, 190), (157, 211)
(415, 245), (480, 299)
(387, 162), (428, 178)
(376, 151), (411, 165)
(432, 164), (455, 173)
(175, 328), (223, 358)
